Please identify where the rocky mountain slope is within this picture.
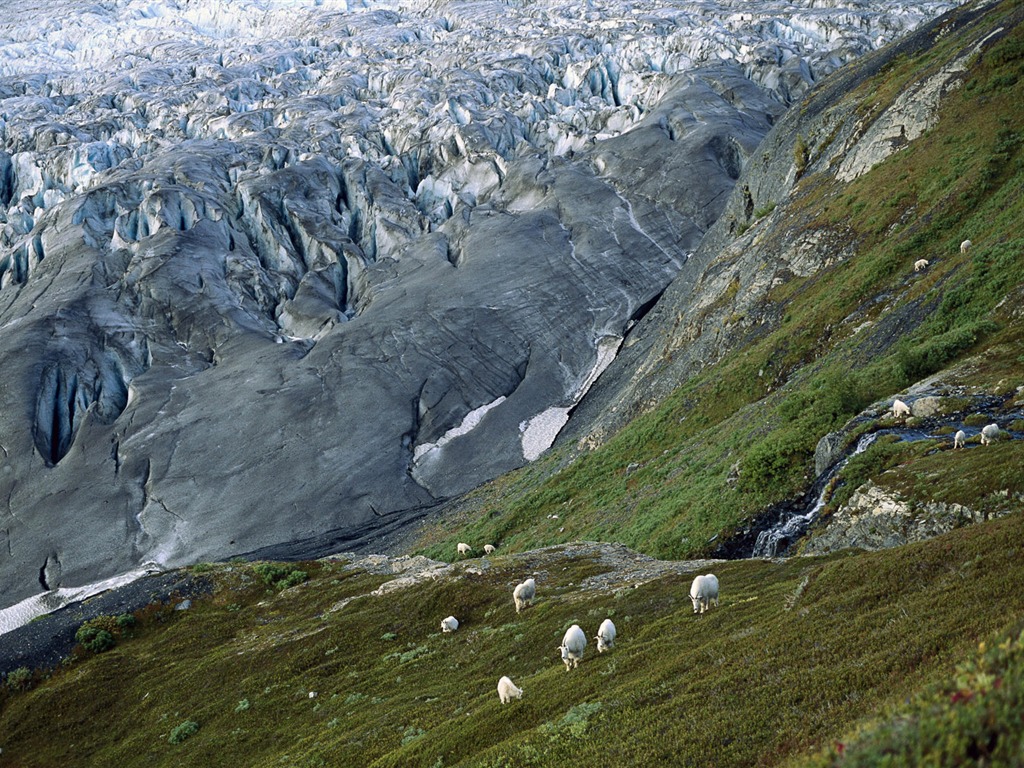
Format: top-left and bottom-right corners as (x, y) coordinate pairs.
(0, 0), (964, 611)
(400, 0), (1023, 568)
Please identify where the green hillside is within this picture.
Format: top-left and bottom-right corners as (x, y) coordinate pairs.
(1, 514), (1024, 766)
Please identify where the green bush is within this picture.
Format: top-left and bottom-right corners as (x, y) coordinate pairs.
(75, 625), (115, 654)
(168, 720), (200, 744)
(5, 667), (32, 691)
(253, 562), (308, 590)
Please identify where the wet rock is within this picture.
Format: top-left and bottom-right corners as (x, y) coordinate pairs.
(814, 432), (847, 478)
(802, 481), (1009, 555)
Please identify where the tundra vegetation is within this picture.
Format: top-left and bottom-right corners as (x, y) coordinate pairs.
(2, 2), (1024, 766)
(3, 524), (1024, 766)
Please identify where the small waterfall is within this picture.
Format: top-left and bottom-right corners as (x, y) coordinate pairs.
(746, 405), (1024, 558)
(751, 432), (879, 558)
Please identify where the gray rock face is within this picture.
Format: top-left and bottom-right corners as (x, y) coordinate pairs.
(801, 481), (1012, 555)
(563, 0), (993, 451)
(0, 0), (961, 609)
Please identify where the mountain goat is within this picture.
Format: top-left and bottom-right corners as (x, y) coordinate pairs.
(891, 399), (911, 418)
(559, 624), (587, 670)
(914, 258), (929, 271)
(457, 542), (472, 557)
(513, 578), (536, 613)
(441, 616), (459, 633)
(981, 423), (1000, 445)
(484, 544), (496, 555)
(595, 618), (617, 653)
(960, 239), (972, 253)
(953, 429), (966, 449)
(690, 574), (720, 614)
(497, 676), (523, 704)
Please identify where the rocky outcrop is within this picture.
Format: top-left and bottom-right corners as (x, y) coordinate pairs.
(801, 481), (1013, 554)
(563, 0), (1012, 449)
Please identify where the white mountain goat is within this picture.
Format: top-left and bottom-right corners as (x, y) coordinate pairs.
(914, 258), (929, 271)
(513, 578), (536, 613)
(441, 616), (459, 633)
(953, 429), (966, 449)
(559, 624), (587, 670)
(892, 399), (911, 418)
(457, 542), (472, 557)
(497, 676), (523, 704)
(483, 544), (496, 555)
(690, 574), (720, 614)
(981, 423), (1000, 445)
(595, 618), (617, 653)
(961, 239), (972, 253)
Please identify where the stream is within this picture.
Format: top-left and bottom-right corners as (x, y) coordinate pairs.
(717, 406), (1023, 560)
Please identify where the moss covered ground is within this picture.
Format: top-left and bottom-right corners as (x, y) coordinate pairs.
(2, 512), (1024, 766)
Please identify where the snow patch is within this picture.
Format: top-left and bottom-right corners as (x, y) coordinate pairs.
(0, 563), (163, 637)
(521, 335), (622, 461)
(413, 395), (507, 464)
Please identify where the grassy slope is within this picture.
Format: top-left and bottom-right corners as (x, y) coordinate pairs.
(0, 513), (1023, 766)
(407, 0), (1024, 565)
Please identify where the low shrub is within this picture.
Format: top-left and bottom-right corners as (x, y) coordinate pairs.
(168, 720), (199, 744)
(75, 625), (115, 654)
(5, 667), (32, 691)
(253, 562), (308, 590)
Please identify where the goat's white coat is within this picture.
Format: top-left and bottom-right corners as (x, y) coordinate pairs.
(690, 574), (720, 614)
(961, 239), (972, 253)
(954, 429), (967, 449)
(457, 542), (472, 557)
(497, 675), (523, 704)
(892, 399), (911, 418)
(513, 577), (536, 613)
(595, 618), (617, 653)
(441, 615), (459, 633)
(981, 423), (1000, 445)
(914, 258), (929, 271)
(484, 544), (496, 555)
(559, 624), (587, 670)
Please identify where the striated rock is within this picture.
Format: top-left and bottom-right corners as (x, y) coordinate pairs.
(801, 481), (1006, 555)
(814, 431), (848, 478)
(910, 395), (944, 418)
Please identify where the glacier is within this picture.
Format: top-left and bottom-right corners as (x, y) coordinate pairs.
(0, 0), (962, 611)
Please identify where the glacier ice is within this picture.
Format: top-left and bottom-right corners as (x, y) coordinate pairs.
(0, 0), (963, 610)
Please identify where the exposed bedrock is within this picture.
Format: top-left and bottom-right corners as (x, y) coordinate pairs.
(0, 0), (962, 609)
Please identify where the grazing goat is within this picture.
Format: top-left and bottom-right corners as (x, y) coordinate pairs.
(595, 618), (617, 653)
(497, 676), (523, 704)
(914, 258), (929, 271)
(441, 616), (459, 633)
(892, 399), (911, 418)
(689, 574), (720, 614)
(513, 578), (536, 613)
(960, 239), (972, 254)
(457, 542), (472, 557)
(484, 544), (496, 555)
(981, 423), (1000, 446)
(559, 624), (587, 670)
(953, 430), (966, 450)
